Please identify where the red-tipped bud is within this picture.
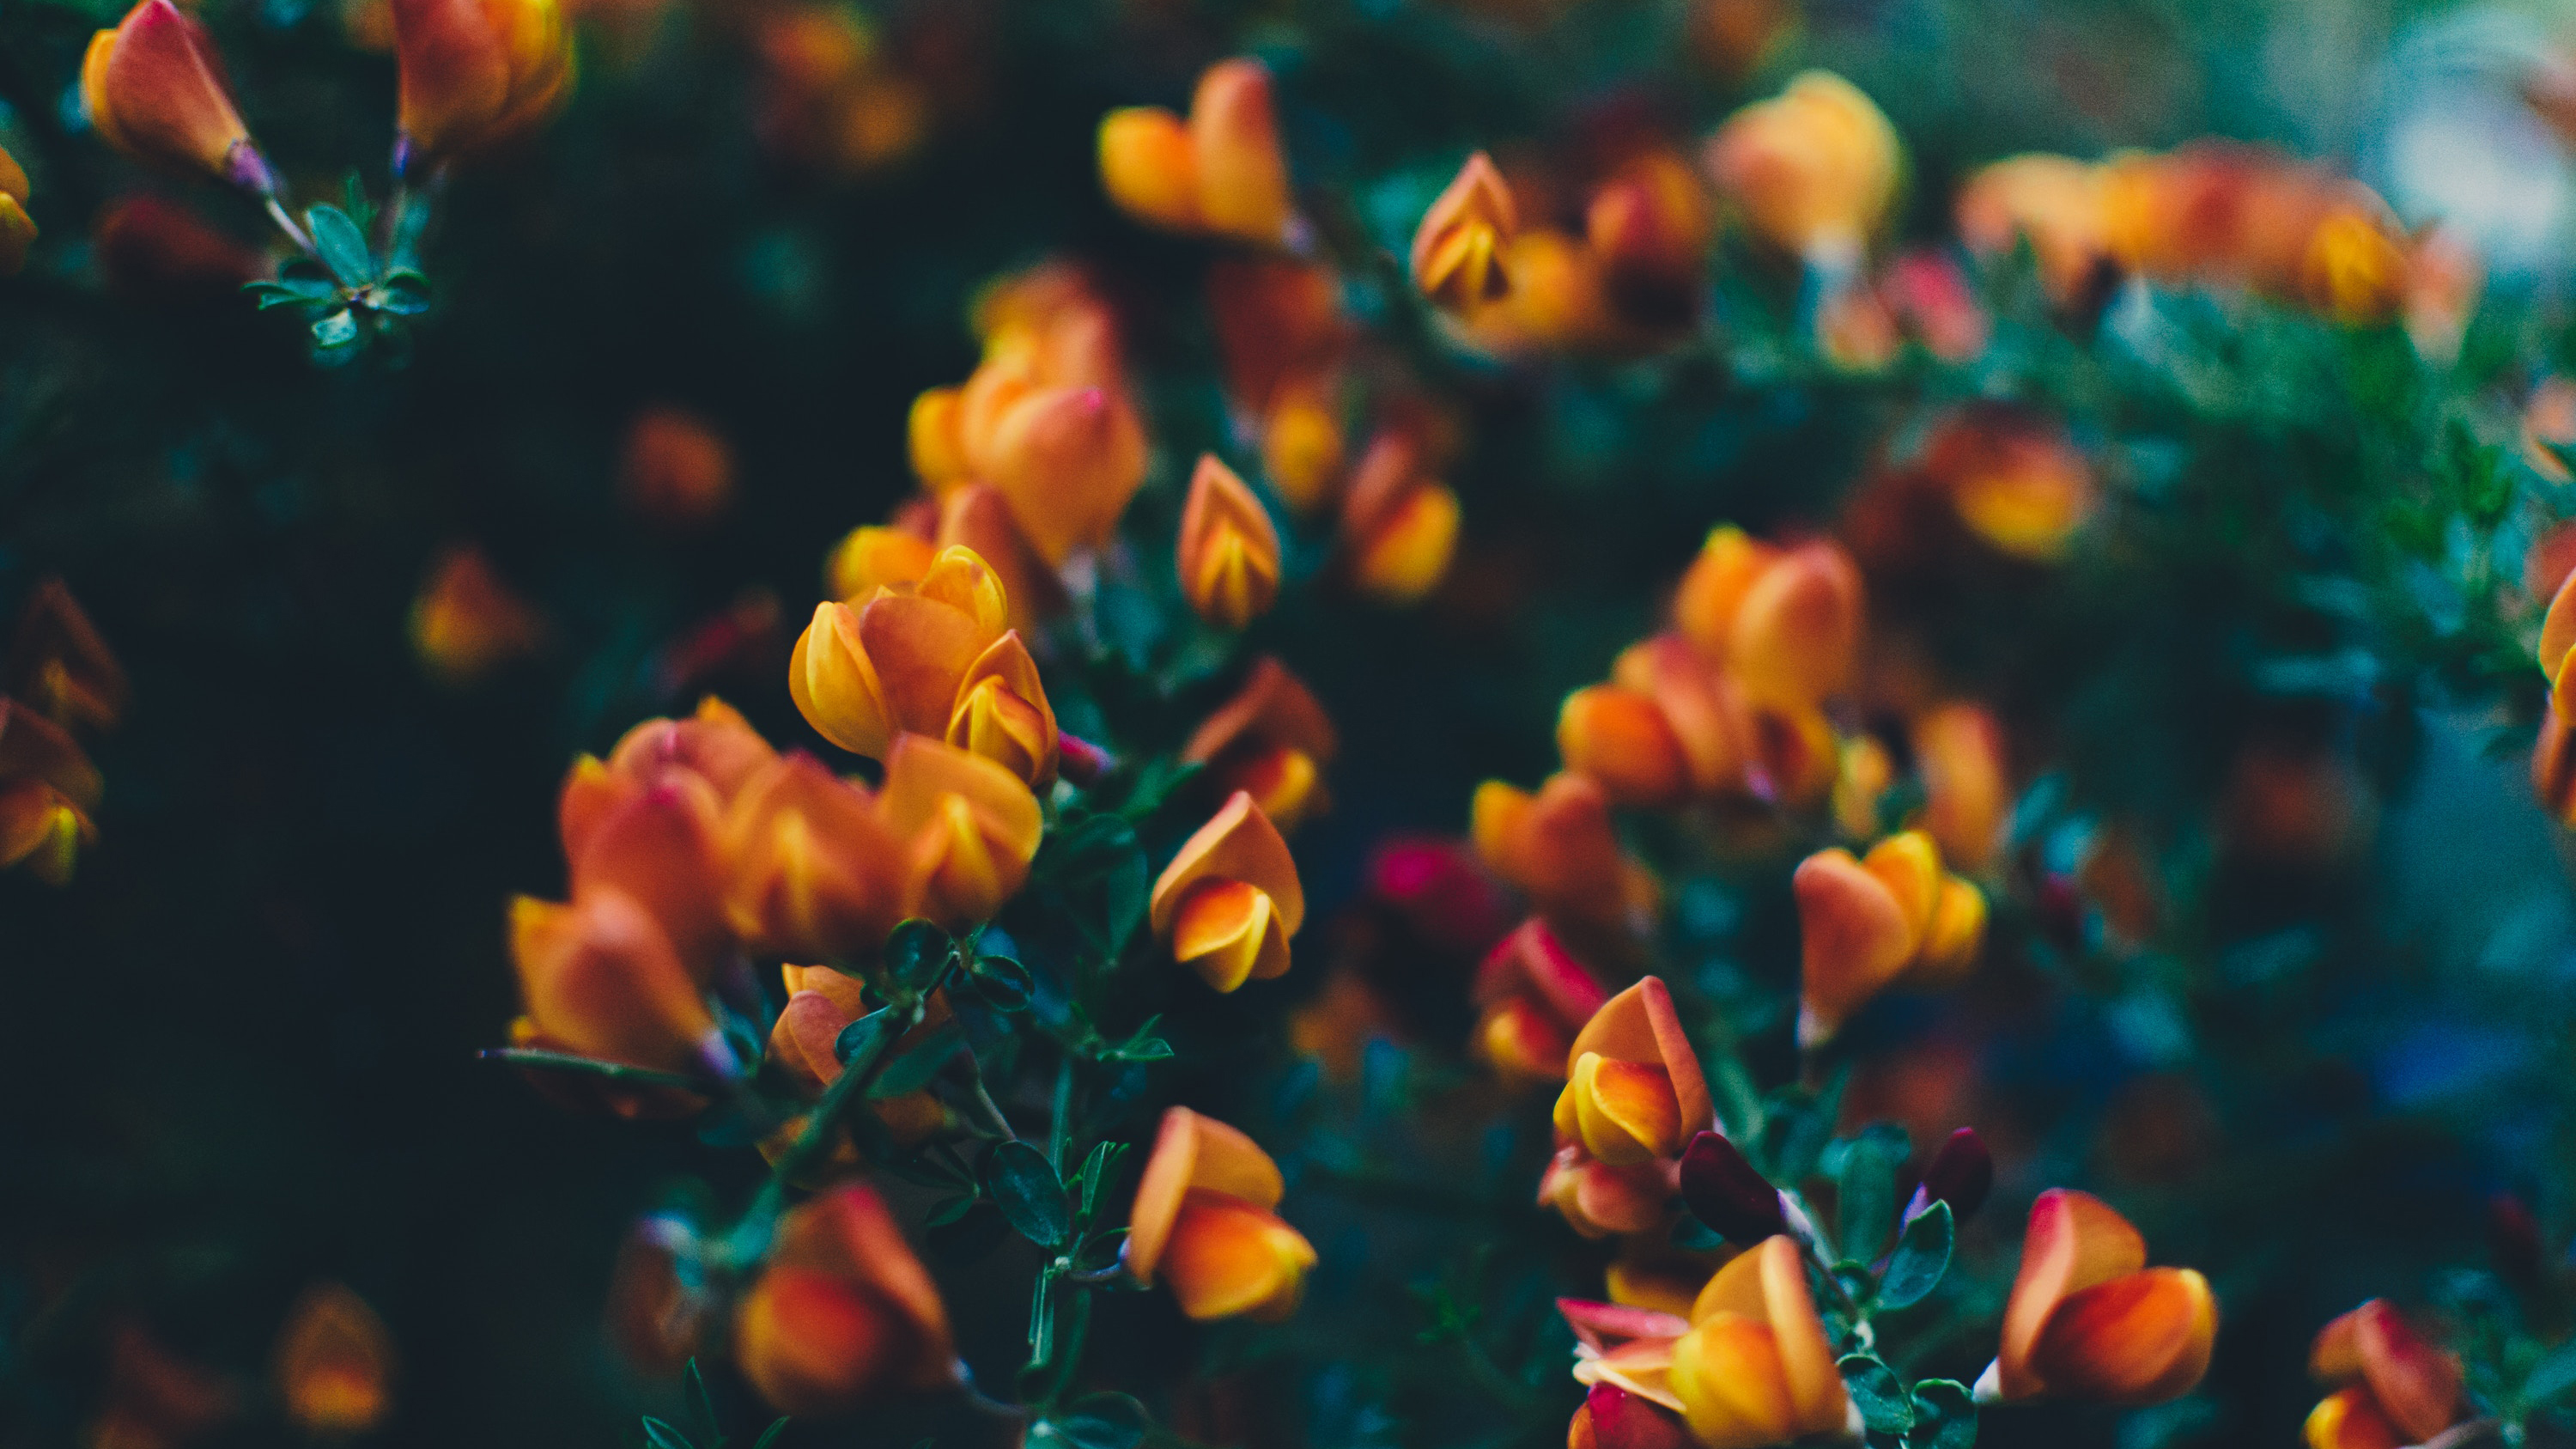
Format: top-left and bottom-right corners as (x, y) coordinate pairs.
(1678, 1130), (1787, 1244)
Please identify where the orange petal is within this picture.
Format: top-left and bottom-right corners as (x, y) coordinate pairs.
(1558, 1053), (1685, 1166)
(1127, 1107), (1286, 1284)
(1672, 527), (1771, 656)
(827, 525), (939, 602)
(1559, 685), (1691, 807)
(1903, 877), (1988, 987)
(1668, 1312), (1795, 1449)
(1151, 790), (1304, 939)
(936, 485), (1067, 634)
(1728, 540), (1862, 706)
(2031, 1267), (2219, 1405)
(274, 1284), (394, 1434)
(1567, 977), (1714, 1143)
(2306, 1386), (2403, 1449)
(1476, 997), (1576, 1082)
(1996, 1189), (2148, 1399)
(1686, 1237), (1844, 1434)
(2545, 569), (2576, 681)
(2349, 1300), (2461, 1441)
(945, 630), (1058, 788)
(1859, 830), (1943, 949)
(983, 387), (1149, 564)
(907, 387), (973, 491)
(720, 753), (908, 960)
(1178, 454), (1284, 630)
(1913, 703), (2008, 872)
(87, 0), (255, 180)
(789, 601), (896, 758)
(1792, 847), (1915, 1046)
(1159, 1188), (1315, 1320)
(1171, 877), (1290, 992)
(1412, 151), (1518, 308)
(1188, 59), (1291, 245)
(1350, 481), (1460, 605)
(1098, 107), (1199, 232)
(509, 891), (715, 1073)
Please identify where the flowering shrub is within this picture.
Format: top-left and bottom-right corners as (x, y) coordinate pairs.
(11, 1), (2576, 1447)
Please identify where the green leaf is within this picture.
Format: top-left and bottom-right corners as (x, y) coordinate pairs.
(750, 1421), (789, 1449)
(640, 1417), (695, 1449)
(967, 952), (1035, 1012)
(1828, 1122), (1908, 1261)
(1049, 1392), (1151, 1449)
(2524, 1341), (2576, 1409)
(1876, 1202), (1952, 1312)
(683, 1361), (721, 1446)
(867, 1023), (960, 1098)
(340, 172), (377, 235)
(1074, 1139), (1127, 1220)
(370, 271), (434, 317)
(1838, 1355), (1912, 1436)
(986, 1139), (1073, 1246)
(310, 309), (361, 349)
(1906, 1379), (1975, 1449)
(834, 1007), (896, 1065)
(306, 204), (377, 288)
(884, 918), (954, 989)
(244, 277), (339, 309)
(924, 1194), (981, 1228)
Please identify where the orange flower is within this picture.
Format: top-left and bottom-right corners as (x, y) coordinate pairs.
(878, 734), (1043, 928)
(2306, 1300), (2462, 1446)
(0, 143), (33, 276)
(1181, 657), (1339, 831)
(734, 1184), (959, 1415)
(1552, 977), (1715, 1168)
(2306, 1386), (2403, 1449)
(410, 545), (548, 684)
(9, 579), (130, 734)
(1150, 791), (1305, 990)
(1340, 425), (1461, 605)
(825, 525), (940, 603)
(274, 1285), (395, 1435)
(1670, 529), (1862, 709)
(790, 545), (1057, 788)
(619, 407), (734, 529)
(1703, 71), (1900, 265)
(720, 752), (908, 960)
(1911, 703), (2008, 873)
(1793, 831), (1985, 1046)
(0, 695), (103, 886)
(1125, 1107), (1316, 1321)
(1956, 155), (2116, 307)
(1472, 772), (1656, 935)
(93, 192), (265, 301)
(1668, 1238), (1850, 1448)
(1559, 685), (1691, 808)
(1586, 151), (1714, 326)
(1261, 372), (1350, 515)
(1540, 1146), (1674, 1239)
(1177, 454), (1283, 630)
(1207, 257), (1349, 422)
(767, 966), (954, 1141)
(1600, 632), (1833, 807)
(1471, 917), (1612, 1082)
(390, 0), (573, 172)
(2537, 707), (2576, 830)
(1412, 152), (1519, 309)
(1098, 58), (1293, 246)
(1917, 408), (2096, 563)
(1568, 1382), (1692, 1449)
(1984, 1189), (2218, 1405)
(83, 0), (275, 192)
(1460, 228), (1621, 356)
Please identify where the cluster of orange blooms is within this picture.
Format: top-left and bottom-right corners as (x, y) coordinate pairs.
(91, 1284), (395, 1449)
(0, 582), (125, 886)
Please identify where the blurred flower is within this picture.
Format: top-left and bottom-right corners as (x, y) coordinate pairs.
(1588, 151), (1714, 329)
(1686, 0), (1790, 81)
(88, 1323), (240, 1449)
(1704, 71), (1900, 267)
(2523, 379), (2576, 485)
(1981, 1189), (2217, 1405)
(1671, 528), (1863, 710)
(720, 752), (907, 960)
(390, 0), (573, 174)
(620, 407), (734, 529)
(790, 545), (1057, 788)
(1554, 977), (1712, 1167)
(273, 1284), (395, 1435)
(1593, 632), (1835, 808)
(1917, 408), (2096, 563)
(1289, 965), (1400, 1081)
(92, 194), (263, 301)
(1125, 1107), (1316, 1320)
(1911, 702), (2008, 873)
(409, 545), (548, 685)
(826, 525), (940, 602)
(2306, 1300), (2462, 1448)
(1668, 1237), (1849, 1448)
(1366, 836), (1512, 956)
(0, 695), (104, 886)
(605, 1214), (709, 1379)
(1879, 251), (1989, 361)
(1208, 257), (1348, 421)
(9, 579), (130, 734)
(1177, 454), (1283, 630)
(1098, 58), (1294, 246)
(1793, 831), (1985, 1046)
(1412, 151), (1519, 310)
(1567, 1381), (1691, 1449)
(83, 0), (277, 193)
(1340, 423), (1461, 605)
(2401, 224), (2482, 365)
(734, 1184), (959, 1415)
(873, 734), (1042, 928)
(753, 5), (931, 176)
(1182, 657), (1339, 831)
(1957, 154), (2116, 307)
(0, 143), (33, 276)
(1472, 916), (1611, 1083)
(767, 965), (953, 1142)
(1472, 771), (1657, 938)
(1151, 790), (1305, 991)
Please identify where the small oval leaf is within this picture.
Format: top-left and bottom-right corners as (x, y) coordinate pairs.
(985, 1139), (1073, 1247)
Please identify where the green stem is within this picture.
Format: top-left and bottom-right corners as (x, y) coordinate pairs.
(728, 995), (927, 1263)
(1048, 1052), (1077, 1173)
(477, 1047), (702, 1089)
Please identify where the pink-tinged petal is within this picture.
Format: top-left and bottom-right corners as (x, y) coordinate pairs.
(1996, 1189), (2148, 1399)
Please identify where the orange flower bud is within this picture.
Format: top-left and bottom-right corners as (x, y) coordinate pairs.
(1413, 151), (1519, 309)
(2306, 1385), (2403, 1449)
(410, 545), (548, 684)
(1556, 1052), (1686, 1166)
(826, 525), (939, 603)
(1912, 703), (2008, 872)
(619, 407), (734, 529)
(791, 545), (1045, 777)
(569, 697), (776, 843)
(0, 144), (33, 277)
(83, 0), (272, 190)
(878, 734), (1042, 928)
(1704, 71), (1900, 264)
(1540, 1146), (1671, 1239)
(946, 630), (1058, 788)
(274, 1284), (395, 1434)
(1559, 685), (1691, 807)
(908, 387), (974, 492)
(979, 384), (1149, 565)
(1587, 152), (1713, 322)
(1099, 106), (1200, 232)
(1097, 58), (1292, 245)
(1956, 155), (2116, 306)
(9, 578), (131, 734)
(1151, 790), (1305, 990)
(1669, 1238), (1849, 1449)
(734, 1184), (959, 1415)
(0, 697), (103, 885)
(1346, 469), (1460, 606)
(1920, 409), (2096, 563)
(1182, 657), (1339, 831)
(1987, 1189), (2217, 1405)
(720, 752), (908, 960)
(511, 889), (721, 1073)
(1472, 917), (1612, 1083)
(1473, 772), (1656, 934)
(1479, 996), (1578, 1081)
(1563, 977), (1715, 1143)
(1464, 228), (1622, 355)
(934, 484), (1068, 635)
(2300, 201), (2408, 326)
(1178, 454), (1283, 630)
(2308, 1300), (2461, 1443)
(1794, 832), (1984, 1045)
(1727, 541), (1862, 707)
(1207, 259), (1348, 418)
(1262, 374), (1348, 515)
(1126, 1107), (1315, 1320)
(767, 977), (954, 1141)
(391, 0), (573, 171)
